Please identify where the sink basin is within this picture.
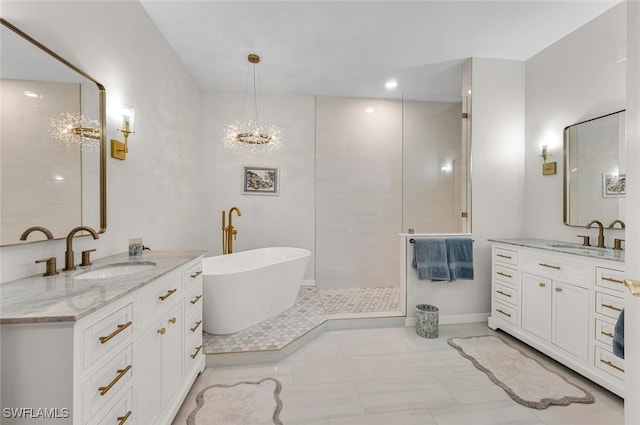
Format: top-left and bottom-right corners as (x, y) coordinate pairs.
(547, 243), (607, 252)
(73, 262), (157, 280)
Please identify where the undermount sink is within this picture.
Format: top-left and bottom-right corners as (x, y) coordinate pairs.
(546, 243), (606, 251)
(73, 262), (157, 280)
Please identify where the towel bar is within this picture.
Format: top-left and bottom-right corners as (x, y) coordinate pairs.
(410, 238), (475, 244)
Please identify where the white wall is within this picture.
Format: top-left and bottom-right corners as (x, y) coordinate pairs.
(200, 92), (316, 281)
(524, 2), (627, 242)
(0, 0), (204, 282)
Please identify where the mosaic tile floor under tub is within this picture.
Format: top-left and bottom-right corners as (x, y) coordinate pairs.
(203, 286), (326, 354)
(318, 286), (401, 314)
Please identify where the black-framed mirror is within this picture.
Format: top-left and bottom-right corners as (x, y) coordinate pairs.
(0, 18), (106, 245)
(564, 110), (626, 227)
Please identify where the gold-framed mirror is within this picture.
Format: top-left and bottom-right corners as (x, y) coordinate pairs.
(563, 110), (626, 227)
(0, 18), (106, 245)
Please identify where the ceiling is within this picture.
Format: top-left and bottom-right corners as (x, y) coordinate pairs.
(140, 0), (622, 102)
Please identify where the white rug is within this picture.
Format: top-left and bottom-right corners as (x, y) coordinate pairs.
(187, 377), (283, 425)
(448, 335), (594, 409)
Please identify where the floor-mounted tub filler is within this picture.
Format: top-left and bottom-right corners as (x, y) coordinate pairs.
(202, 247), (311, 334)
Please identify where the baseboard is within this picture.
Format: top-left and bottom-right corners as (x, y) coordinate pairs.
(404, 312), (490, 327)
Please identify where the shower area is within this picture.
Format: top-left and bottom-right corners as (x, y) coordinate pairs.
(315, 95), (471, 318)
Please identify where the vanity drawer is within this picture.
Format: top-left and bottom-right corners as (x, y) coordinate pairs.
(83, 344), (133, 424)
(494, 283), (518, 307)
(185, 283), (203, 319)
(596, 292), (624, 320)
(184, 260), (203, 288)
(138, 270), (183, 326)
(83, 303), (133, 369)
(94, 386), (133, 425)
(185, 314), (204, 366)
(494, 265), (519, 288)
(522, 253), (590, 286)
(595, 345), (624, 381)
(493, 301), (518, 326)
(596, 266), (626, 294)
(494, 247), (518, 266)
(595, 317), (616, 347)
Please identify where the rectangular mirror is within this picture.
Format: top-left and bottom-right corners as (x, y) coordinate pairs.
(0, 19), (106, 245)
(564, 110), (625, 227)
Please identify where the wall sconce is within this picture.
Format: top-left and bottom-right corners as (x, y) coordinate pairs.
(111, 104), (135, 160)
(540, 145), (557, 175)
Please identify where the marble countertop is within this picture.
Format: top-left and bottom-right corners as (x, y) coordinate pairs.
(488, 238), (624, 263)
(0, 250), (206, 324)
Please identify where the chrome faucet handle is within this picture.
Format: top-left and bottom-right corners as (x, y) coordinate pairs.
(577, 235), (590, 246)
(35, 257), (59, 276)
(80, 249), (96, 267)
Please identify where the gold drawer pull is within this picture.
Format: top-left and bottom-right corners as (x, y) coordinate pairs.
(496, 290), (512, 298)
(497, 254), (512, 259)
(191, 345), (203, 359)
(157, 327), (166, 335)
(190, 295), (202, 305)
(496, 271), (512, 278)
(539, 263), (560, 270)
(159, 288), (177, 301)
(601, 331), (614, 338)
(555, 287), (563, 292)
(98, 365), (131, 396)
(496, 309), (512, 318)
(99, 321), (132, 344)
(168, 317), (177, 324)
(600, 359), (624, 373)
(602, 276), (624, 285)
(602, 303), (623, 312)
(191, 320), (202, 332)
(117, 411), (132, 425)
(539, 282), (546, 287)
(191, 270), (203, 279)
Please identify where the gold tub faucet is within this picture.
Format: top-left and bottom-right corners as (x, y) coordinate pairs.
(221, 207), (242, 254)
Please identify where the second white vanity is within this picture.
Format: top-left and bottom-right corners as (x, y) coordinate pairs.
(0, 250), (205, 425)
(488, 239), (625, 397)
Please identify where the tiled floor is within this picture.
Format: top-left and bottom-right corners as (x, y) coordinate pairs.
(174, 323), (624, 425)
(318, 287), (401, 315)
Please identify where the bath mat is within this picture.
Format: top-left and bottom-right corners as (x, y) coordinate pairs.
(187, 377), (283, 425)
(448, 335), (594, 409)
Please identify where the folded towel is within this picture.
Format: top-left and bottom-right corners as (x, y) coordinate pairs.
(412, 239), (450, 281)
(613, 309), (624, 359)
(445, 238), (474, 281)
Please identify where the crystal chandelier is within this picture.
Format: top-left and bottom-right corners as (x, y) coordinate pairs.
(222, 54), (283, 155)
(49, 112), (101, 150)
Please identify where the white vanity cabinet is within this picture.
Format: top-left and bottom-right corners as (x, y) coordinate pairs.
(0, 251), (205, 425)
(489, 241), (625, 397)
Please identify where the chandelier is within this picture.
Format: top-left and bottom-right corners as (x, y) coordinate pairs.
(222, 54), (283, 155)
(49, 112), (101, 150)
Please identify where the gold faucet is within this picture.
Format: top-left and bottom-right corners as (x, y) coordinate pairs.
(64, 226), (99, 271)
(20, 226), (54, 241)
(221, 207), (242, 254)
(608, 219), (625, 229)
(586, 220), (605, 248)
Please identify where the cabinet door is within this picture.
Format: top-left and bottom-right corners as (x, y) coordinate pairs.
(522, 273), (552, 340)
(136, 319), (163, 425)
(552, 281), (589, 360)
(163, 303), (184, 405)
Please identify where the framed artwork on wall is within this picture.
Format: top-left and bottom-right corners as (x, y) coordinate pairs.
(602, 173), (625, 197)
(242, 165), (279, 195)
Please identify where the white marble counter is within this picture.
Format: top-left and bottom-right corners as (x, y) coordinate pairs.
(488, 238), (624, 263)
(0, 250), (206, 324)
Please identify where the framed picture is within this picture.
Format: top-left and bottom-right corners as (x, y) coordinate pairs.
(242, 165), (279, 195)
(602, 173), (625, 197)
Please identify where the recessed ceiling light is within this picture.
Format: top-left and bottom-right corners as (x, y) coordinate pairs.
(365, 107), (376, 113)
(385, 81), (398, 89)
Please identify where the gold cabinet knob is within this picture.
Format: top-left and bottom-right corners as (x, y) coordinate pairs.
(157, 327), (166, 335)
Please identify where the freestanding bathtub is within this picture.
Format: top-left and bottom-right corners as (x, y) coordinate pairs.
(202, 247), (311, 334)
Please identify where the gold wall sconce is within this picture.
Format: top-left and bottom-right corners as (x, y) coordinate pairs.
(540, 145), (557, 175)
(111, 104), (135, 160)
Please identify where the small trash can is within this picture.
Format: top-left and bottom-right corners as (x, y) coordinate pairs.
(416, 304), (439, 339)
